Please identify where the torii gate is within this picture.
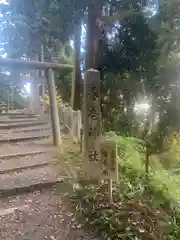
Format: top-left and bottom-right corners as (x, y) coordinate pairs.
(0, 58), (73, 147)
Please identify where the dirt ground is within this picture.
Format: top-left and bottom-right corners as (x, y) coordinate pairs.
(0, 187), (99, 240)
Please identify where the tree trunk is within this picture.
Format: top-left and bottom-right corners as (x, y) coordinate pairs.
(86, 3), (96, 69)
(72, 21), (82, 111)
(145, 147), (150, 180)
(86, 2), (103, 70)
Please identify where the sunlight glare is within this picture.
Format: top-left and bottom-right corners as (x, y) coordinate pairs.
(0, 0), (8, 4)
(24, 82), (31, 94)
(134, 102), (150, 113)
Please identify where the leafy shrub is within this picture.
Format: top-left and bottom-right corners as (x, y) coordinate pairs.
(60, 134), (180, 239)
(148, 169), (178, 207)
(104, 132), (180, 206)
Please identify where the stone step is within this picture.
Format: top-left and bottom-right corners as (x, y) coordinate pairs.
(0, 119), (39, 124)
(0, 142), (53, 156)
(0, 132), (51, 143)
(0, 153), (57, 174)
(0, 113), (36, 117)
(0, 150), (48, 159)
(10, 124), (51, 133)
(0, 123), (51, 135)
(8, 114), (40, 119)
(0, 129), (51, 138)
(0, 162), (55, 174)
(0, 121), (48, 129)
(0, 165), (64, 197)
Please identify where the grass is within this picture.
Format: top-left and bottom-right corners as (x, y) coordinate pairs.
(56, 136), (84, 180)
(57, 133), (180, 240)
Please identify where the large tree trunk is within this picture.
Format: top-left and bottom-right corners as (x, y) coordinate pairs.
(72, 21), (82, 111)
(86, 2), (96, 69)
(86, 1), (103, 71)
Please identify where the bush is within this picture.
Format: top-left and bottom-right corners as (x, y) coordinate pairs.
(104, 133), (180, 207)
(59, 134), (180, 239)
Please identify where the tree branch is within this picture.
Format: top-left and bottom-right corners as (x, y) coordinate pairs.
(101, 11), (141, 24)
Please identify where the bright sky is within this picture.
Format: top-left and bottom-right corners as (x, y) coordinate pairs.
(0, 0), (8, 4)
(24, 83), (31, 94)
(0, 0), (31, 95)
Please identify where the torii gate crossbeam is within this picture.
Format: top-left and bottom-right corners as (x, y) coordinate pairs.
(0, 58), (73, 146)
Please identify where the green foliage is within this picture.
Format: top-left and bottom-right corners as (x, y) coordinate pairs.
(99, 0), (180, 151)
(72, 181), (171, 240)
(54, 42), (74, 103)
(104, 133), (179, 207)
(0, 73), (29, 109)
(101, 0), (158, 136)
(1, 0), (180, 236)
(59, 135), (180, 239)
(149, 169), (178, 205)
(104, 132), (145, 178)
(0, 0), (75, 57)
(105, 16), (158, 74)
(168, 215), (180, 240)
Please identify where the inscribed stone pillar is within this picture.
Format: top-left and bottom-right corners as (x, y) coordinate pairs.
(83, 69), (102, 179)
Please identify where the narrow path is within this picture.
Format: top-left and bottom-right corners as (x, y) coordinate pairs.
(0, 112), (98, 240)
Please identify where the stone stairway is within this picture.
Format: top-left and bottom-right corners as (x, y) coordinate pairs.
(0, 112), (98, 240)
(0, 113), (64, 197)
